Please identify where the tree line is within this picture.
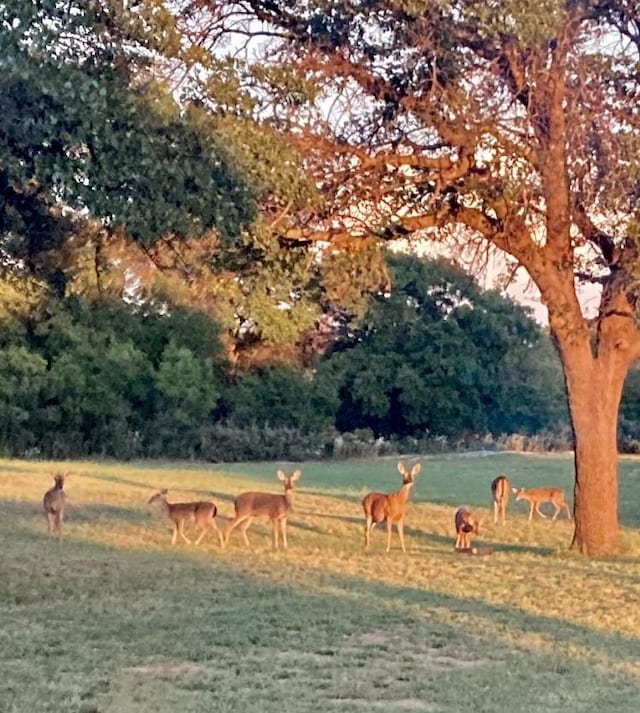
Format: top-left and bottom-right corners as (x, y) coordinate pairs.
(3, 250), (638, 462)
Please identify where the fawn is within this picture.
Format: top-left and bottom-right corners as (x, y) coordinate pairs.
(454, 507), (480, 550)
(43, 473), (66, 538)
(147, 489), (224, 546)
(491, 475), (511, 525)
(512, 486), (572, 521)
(225, 470), (301, 549)
(362, 461), (421, 552)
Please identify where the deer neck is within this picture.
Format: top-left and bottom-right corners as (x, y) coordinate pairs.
(283, 488), (294, 510)
(397, 482), (413, 503)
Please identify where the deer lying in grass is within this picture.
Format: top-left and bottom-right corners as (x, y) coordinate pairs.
(491, 475), (511, 525)
(362, 461), (421, 552)
(147, 490), (224, 546)
(225, 470), (301, 549)
(43, 473), (66, 538)
(454, 507), (481, 550)
(512, 486), (572, 521)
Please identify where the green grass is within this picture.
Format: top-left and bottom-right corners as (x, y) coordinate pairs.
(1, 453), (639, 713)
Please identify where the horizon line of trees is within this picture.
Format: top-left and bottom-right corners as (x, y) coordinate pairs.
(3, 252), (639, 463)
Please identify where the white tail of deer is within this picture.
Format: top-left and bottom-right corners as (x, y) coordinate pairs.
(43, 473), (66, 537)
(491, 475), (511, 525)
(454, 507), (481, 549)
(512, 486), (572, 521)
(225, 470), (301, 549)
(362, 461), (421, 552)
(147, 490), (223, 546)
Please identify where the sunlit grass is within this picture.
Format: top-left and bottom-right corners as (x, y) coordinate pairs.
(1, 453), (639, 712)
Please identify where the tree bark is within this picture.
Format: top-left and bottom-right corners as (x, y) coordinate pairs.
(560, 346), (626, 556)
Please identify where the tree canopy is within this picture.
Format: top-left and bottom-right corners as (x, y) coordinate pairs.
(176, 0), (640, 554)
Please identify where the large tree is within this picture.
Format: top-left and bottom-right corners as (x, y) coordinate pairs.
(0, 0), (256, 298)
(181, 0), (640, 554)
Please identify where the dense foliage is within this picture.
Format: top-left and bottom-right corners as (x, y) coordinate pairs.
(0, 254), (583, 461)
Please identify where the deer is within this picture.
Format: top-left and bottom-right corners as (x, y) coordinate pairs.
(225, 469), (301, 549)
(491, 475), (511, 525)
(512, 486), (572, 521)
(43, 473), (66, 538)
(362, 461), (421, 552)
(454, 507), (481, 550)
(147, 489), (224, 546)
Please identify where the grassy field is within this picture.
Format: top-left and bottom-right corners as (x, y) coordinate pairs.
(1, 452), (639, 713)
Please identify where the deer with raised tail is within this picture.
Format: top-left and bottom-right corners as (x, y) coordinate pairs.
(225, 470), (301, 549)
(147, 490), (224, 546)
(363, 461), (421, 552)
(512, 486), (572, 521)
(491, 475), (511, 525)
(43, 473), (66, 538)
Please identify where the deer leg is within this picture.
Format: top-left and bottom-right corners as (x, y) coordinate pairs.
(272, 518), (279, 549)
(397, 520), (406, 553)
(493, 502), (499, 524)
(364, 517), (373, 548)
(281, 518), (288, 549)
(535, 504), (547, 519)
(564, 503), (572, 520)
(239, 517), (253, 547)
(385, 518), (393, 552)
(528, 503), (534, 521)
(501, 503), (507, 525)
(225, 516), (246, 545)
(194, 525), (207, 546)
(46, 512), (54, 536)
(178, 520), (191, 544)
(55, 512), (63, 538)
(210, 518), (224, 547)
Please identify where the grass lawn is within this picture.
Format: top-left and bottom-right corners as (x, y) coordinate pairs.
(1, 452), (639, 713)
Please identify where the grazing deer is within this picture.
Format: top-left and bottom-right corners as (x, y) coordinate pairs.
(491, 475), (511, 525)
(147, 490), (224, 546)
(454, 507), (480, 550)
(225, 470), (301, 549)
(43, 473), (66, 538)
(362, 461), (421, 552)
(512, 486), (572, 521)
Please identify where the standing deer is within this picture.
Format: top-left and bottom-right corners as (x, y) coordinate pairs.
(454, 507), (481, 550)
(147, 490), (224, 546)
(491, 475), (511, 525)
(362, 461), (421, 552)
(225, 470), (301, 549)
(43, 473), (66, 538)
(512, 486), (572, 521)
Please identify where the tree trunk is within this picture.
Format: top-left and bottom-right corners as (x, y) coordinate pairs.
(561, 349), (626, 556)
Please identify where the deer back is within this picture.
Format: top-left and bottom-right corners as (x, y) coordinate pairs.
(491, 475), (510, 503)
(234, 469), (301, 520)
(513, 486), (565, 504)
(43, 474), (65, 514)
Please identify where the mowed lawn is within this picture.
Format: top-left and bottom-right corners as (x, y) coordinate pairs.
(1, 453), (639, 713)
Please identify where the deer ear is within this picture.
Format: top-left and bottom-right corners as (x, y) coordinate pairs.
(291, 470), (302, 481)
(277, 470), (286, 481)
(397, 462), (406, 474)
(511, 487), (518, 494)
(411, 463), (421, 476)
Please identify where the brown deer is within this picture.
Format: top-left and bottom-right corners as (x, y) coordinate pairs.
(225, 470), (301, 549)
(491, 475), (511, 525)
(147, 490), (224, 546)
(362, 461), (421, 552)
(43, 473), (66, 537)
(512, 486), (572, 521)
(454, 507), (481, 550)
